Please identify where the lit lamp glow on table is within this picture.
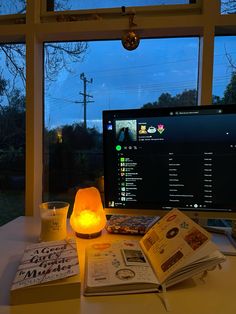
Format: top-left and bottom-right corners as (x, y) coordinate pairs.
(40, 201), (69, 242)
(70, 187), (107, 238)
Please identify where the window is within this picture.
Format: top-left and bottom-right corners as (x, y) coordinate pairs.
(43, 38), (199, 208)
(213, 36), (236, 104)
(47, 0), (191, 11)
(221, 1), (236, 14)
(0, 43), (25, 226)
(0, 0), (235, 223)
(0, 1), (26, 15)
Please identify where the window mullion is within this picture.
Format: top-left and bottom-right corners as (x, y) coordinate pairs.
(25, 0), (43, 216)
(197, 0), (219, 106)
(198, 24), (215, 106)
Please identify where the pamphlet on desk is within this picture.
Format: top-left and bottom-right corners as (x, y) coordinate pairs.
(84, 208), (226, 296)
(10, 238), (81, 304)
(106, 214), (160, 235)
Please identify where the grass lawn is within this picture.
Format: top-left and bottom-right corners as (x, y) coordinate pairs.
(0, 190), (24, 226)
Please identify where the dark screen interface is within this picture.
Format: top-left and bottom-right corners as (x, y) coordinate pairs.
(103, 106), (236, 212)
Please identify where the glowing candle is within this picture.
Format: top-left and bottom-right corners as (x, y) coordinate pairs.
(40, 202), (69, 242)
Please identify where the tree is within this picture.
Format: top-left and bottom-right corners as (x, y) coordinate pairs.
(142, 101), (158, 109)
(222, 71), (236, 104)
(0, 87), (25, 150)
(0, 1), (88, 88)
(0, 75), (7, 96)
(0, 77), (25, 179)
(0, 1), (25, 15)
(46, 0), (72, 11)
(45, 123), (102, 192)
(221, 1), (236, 14)
(211, 74), (236, 105)
(141, 89), (197, 108)
(0, 0), (71, 15)
(175, 89), (197, 106)
(158, 93), (174, 107)
(0, 41), (88, 90)
(44, 42), (88, 82)
(212, 95), (222, 104)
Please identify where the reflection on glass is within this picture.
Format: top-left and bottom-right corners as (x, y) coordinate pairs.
(213, 36), (236, 104)
(0, 44), (25, 226)
(43, 38), (199, 207)
(221, 1), (236, 15)
(49, 0), (190, 11)
(0, 1), (26, 15)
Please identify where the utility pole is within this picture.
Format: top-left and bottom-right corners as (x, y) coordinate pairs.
(78, 72), (94, 129)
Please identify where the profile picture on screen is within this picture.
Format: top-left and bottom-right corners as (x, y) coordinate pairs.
(116, 120), (137, 142)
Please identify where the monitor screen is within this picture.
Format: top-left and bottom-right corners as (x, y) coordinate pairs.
(103, 105), (236, 219)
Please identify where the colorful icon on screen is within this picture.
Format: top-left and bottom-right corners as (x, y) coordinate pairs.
(139, 125), (147, 134)
(147, 126), (156, 134)
(116, 145), (122, 151)
(157, 124), (165, 134)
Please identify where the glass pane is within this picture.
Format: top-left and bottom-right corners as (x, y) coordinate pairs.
(44, 38), (199, 209)
(213, 36), (236, 104)
(221, 1), (236, 14)
(0, 1), (26, 15)
(49, 0), (191, 11)
(0, 43), (25, 226)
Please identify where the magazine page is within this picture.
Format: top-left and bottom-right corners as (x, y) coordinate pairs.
(139, 208), (212, 284)
(85, 240), (159, 292)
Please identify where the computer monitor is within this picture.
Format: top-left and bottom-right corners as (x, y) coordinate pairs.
(103, 105), (236, 221)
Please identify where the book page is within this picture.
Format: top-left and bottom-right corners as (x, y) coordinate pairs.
(11, 238), (79, 290)
(139, 208), (212, 284)
(85, 240), (159, 290)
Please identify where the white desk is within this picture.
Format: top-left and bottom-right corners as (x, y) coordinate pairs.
(0, 216), (236, 314)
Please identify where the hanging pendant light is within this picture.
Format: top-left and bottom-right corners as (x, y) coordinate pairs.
(121, 11), (140, 51)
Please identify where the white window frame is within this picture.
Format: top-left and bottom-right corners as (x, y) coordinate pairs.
(0, 0), (235, 217)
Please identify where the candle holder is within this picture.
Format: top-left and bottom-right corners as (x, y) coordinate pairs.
(70, 187), (106, 239)
(39, 201), (69, 242)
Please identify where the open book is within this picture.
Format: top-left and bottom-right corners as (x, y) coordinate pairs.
(84, 208), (226, 296)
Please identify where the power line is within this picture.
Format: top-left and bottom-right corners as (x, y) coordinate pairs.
(78, 72), (94, 129)
(47, 73), (94, 129)
(70, 50), (236, 79)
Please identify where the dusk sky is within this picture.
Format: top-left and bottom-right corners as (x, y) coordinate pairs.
(53, 0), (189, 11)
(0, 0), (190, 14)
(45, 37), (199, 130)
(45, 36), (236, 131)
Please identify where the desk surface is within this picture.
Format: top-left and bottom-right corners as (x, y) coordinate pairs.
(0, 216), (236, 314)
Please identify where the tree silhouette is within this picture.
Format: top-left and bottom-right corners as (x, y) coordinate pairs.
(158, 93), (174, 107)
(141, 89), (197, 108)
(0, 1), (88, 88)
(0, 75), (7, 96)
(0, 77), (25, 184)
(0, 77), (25, 147)
(0, 0), (71, 15)
(221, 1), (236, 14)
(222, 71), (236, 104)
(44, 123), (102, 193)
